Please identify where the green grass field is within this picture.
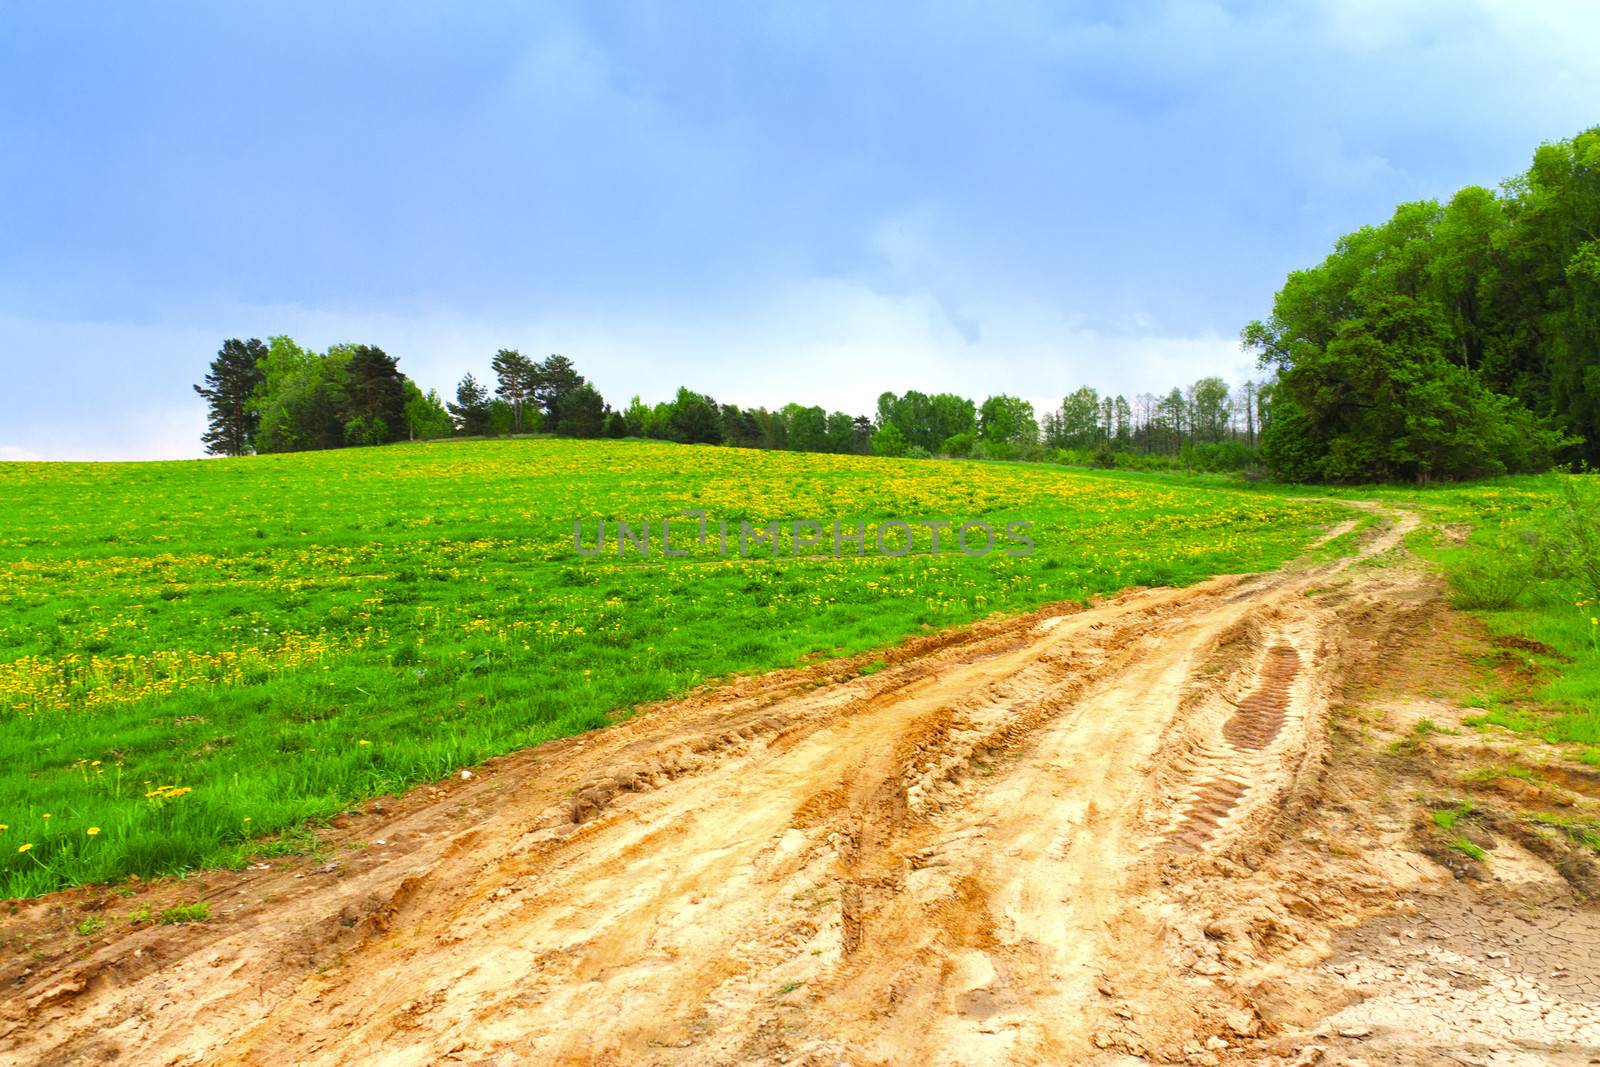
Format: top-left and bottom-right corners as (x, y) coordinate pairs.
(0, 439), (1352, 898)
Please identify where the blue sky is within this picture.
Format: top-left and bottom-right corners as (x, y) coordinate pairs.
(2, 1), (1597, 460)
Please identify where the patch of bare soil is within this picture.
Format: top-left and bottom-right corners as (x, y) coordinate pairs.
(2, 505), (1596, 1066)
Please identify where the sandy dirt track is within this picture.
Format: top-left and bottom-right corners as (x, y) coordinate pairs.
(5, 504), (1599, 1066)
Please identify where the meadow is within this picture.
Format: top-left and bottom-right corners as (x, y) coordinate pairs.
(0, 439), (1349, 898)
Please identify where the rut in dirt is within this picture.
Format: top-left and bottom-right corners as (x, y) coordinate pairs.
(1168, 641), (1304, 852)
(1224, 643), (1300, 751)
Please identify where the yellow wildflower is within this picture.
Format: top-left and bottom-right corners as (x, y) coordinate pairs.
(86, 827), (101, 836)
(17, 843), (31, 853)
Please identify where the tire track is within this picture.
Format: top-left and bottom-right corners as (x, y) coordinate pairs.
(1224, 643), (1301, 751)
(1166, 639), (1307, 852)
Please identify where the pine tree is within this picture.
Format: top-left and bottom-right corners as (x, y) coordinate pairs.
(490, 349), (535, 433)
(447, 373), (491, 436)
(343, 345), (407, 445)
(555, 381), (607, 438)
(194, 338), (267, 456)
(533, 354), (585, 429)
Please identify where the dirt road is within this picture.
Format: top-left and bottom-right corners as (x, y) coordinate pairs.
(5, 506), (1598, 1065)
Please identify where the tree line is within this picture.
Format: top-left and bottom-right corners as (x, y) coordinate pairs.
(195, 336), (1272, 473)
(194, 341), (606, 454)
(1244, 126), (1600, 482)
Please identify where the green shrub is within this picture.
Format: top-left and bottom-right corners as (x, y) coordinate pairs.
(871, 423), (908, 457)
(1556, 478), (1600, 605)
(939, 431), (975, 457)
(1448, 529), (1534, 610)
(342, 416), (389, 447)
(1448, 555), (1530, 610)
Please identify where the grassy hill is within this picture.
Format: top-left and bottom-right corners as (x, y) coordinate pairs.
(0, 438), (1347, 897)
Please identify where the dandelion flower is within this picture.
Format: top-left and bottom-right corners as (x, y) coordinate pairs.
(358, 739), (371, 746)
(17, 843), (31, 853)
(86, 827), (100, 836)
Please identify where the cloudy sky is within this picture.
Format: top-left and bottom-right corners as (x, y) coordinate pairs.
(2, 1), (1597, 460)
